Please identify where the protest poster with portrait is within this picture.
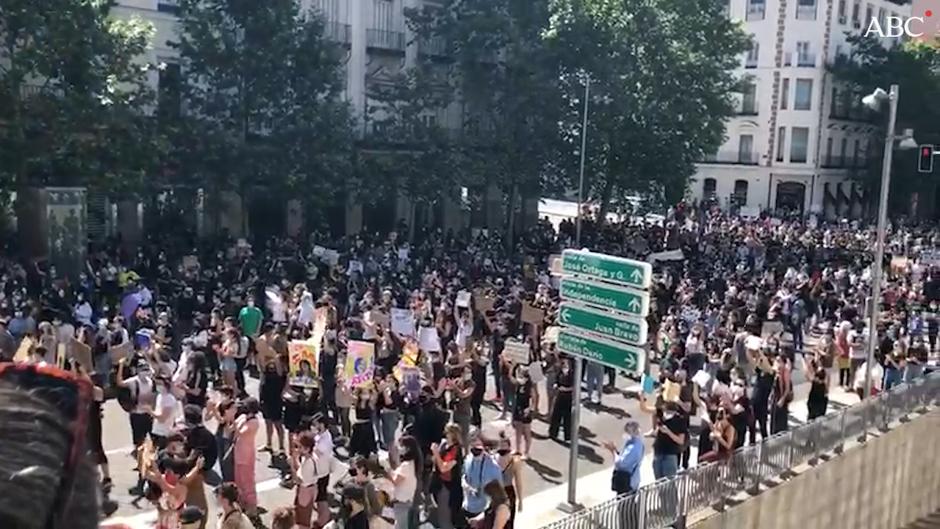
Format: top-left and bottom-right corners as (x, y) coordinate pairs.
(345, 340), (375, 389)
(400, 367), (421, 398)
(288, 340), (319, 388)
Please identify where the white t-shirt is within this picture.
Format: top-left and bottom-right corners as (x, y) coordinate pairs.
(298, 455), (318, 486)
(315, 431), (334, 478)
(151, 391), (179, 436)
(392, 460), (418, 503)
(456, 318), (473, 351)
(848, 330), (867, 360)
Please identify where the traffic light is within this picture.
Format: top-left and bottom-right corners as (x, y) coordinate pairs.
(918, 144), (934, 173)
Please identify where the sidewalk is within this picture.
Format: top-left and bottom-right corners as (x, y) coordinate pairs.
(514, 387), (861, 528)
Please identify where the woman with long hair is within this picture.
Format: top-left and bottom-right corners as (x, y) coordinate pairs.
(215, 399), (238, 483)
(699, 408), (736, 463)
(215, 482), (254, 529)
(182, 351), (208, 409)
(511, 365), (536, 458)
(495, 433), (523, 528)
(476, 480), (511, 529)
(219, 329), (239, 390)
(233, 398), (261, 521)
(290, 431), (318, 529)
(391, 435), (422, 529)
(349, 387), (378, 458)
(430, 424), (464, 529)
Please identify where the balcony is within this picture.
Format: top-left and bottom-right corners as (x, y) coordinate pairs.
(797, 52), (816, 67)
(418, 36), (449, 57)
(367, 29), (405, 52)
(324, 22), (352, 44)
(747, 3), (766, 20)
(701, 150), (760, 165)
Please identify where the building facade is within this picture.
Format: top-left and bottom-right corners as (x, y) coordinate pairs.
(690, 0), (909, 219)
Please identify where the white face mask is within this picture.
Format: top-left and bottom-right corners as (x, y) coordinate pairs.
(663, 412), (676, 421)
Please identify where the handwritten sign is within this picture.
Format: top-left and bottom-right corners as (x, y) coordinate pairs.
(418, 326), (441, 352)
(14, 337), (34, 362)
(391, 308), (415, 337)
(69, 337), (93, 372)
(503, 339), (530, 365)
(345, 340), (375, 389)
(456, 290), (471, 308)
(288, 340), (319, 388)
(109, 342), (132, 364)
(522, 302), (544, 325)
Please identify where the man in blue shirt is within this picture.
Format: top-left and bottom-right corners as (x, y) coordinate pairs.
(462, 436), (502, 519)
(603, 420), (644, 495)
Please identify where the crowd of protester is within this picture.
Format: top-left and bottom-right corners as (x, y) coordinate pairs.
(0, 201), (939, 529)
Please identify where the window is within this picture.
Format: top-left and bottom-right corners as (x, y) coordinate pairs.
(796, 41), (814, 67)
(790, 127), (810, 163)
(157, 0), (179, 14)
(865, 4), (873, 27)
(840, 137), (848, 161)
(739, 134), (754, 163)
(746, 41), (759, 68)
(878, 8), (886, 27)
(703, 178), (717, 198)
(831, 86), (844, 117)
(158, 62), (182, 120)
(732, 180), (749, 206)
(797, 0), (817, 20)
(853, 139), (861, 165)
(780, 78), (790, 110)
(838, 0), (847, 22)
(825, 137), (833, 164)
(794, 79), (813, 110)
(776, 127), (787, 161)
(741, 82), (757, 114)
(747, 0), (766, 21)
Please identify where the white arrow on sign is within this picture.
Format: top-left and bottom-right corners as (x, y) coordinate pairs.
(628, 298), (641, 312)
(630, 269), (643, 283)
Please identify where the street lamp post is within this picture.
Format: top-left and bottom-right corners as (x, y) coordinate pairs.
(860, 85), (916, 439)
(562, 73), (590, 512)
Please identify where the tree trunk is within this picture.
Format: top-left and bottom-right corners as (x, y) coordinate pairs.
(596, 178), (615, 226)
(505, 182), (519, 251)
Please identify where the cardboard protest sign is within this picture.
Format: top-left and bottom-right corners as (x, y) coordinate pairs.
(456, 290), (471, 308)
(418, 326), (441, 352)
(661, 379), (681, 402)
(391, 308), (416, 337)
(288, 340), (319, 388)
(323, 249), (340, 267)
(182, 255), (199, 271)
(522, 302), (545, 325)
(371, 309), (391, 330)
(527, 361), (545, 383)
(397, 248), (409, 262)
(69, 337), (93, 372)
(347, 260), (364, 276)
(475, 292), (496, 313)
(109, 341), (132, 364)
(13, 337), (34, 362)
(345, 340), (375, 389)
(503, 339), (530, 365)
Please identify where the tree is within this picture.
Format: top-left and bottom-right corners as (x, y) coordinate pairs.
(545, 0), (750, 219)
(362, 64), (467, 240)
(171, 0), (354, 233)
(0, 0), (157, 196)
(831, 37), (940, 213)
(408, 0), (566, 246)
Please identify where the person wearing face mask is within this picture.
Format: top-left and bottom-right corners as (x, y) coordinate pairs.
(390, 435), (422, 529)
(339, 485), (370, 529)
(311, 413), (334, 526)
(603, 420), (643, 496)
(451, 366), (476, 447)
(640, 397), (686, 480)
(461, 436), (501, 522)
(430, 424), (464, 529)
(511, 365), (536, 459)
(495, 433), (523, 528)
(290, 432), (319, 529)
(548, 358), (573, 443)
(769, 355), (792, 434)
(151, 376), (182, 449)
(73, 293), (93, 327)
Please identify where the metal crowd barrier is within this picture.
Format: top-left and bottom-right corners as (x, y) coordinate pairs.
(540, 371), (940, 529)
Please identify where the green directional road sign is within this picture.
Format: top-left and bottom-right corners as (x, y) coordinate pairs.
(558, 302), (648, 346)
(561, 249), (652, 289)
(557, 329), (645, 374)
(559, 277), (649, 317)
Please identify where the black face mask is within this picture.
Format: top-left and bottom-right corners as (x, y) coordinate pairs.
(470, 448), (484, 456)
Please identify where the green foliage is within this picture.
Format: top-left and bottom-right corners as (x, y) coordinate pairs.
(0, 0), (157, 192)
(545, 0), (751, 213)
(170, 0), (354, 203)
(832, 37), (940, 210)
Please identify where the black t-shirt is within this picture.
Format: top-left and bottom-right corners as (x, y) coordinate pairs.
(653, 412), (688, 456)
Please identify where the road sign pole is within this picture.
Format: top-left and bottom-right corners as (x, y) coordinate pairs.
(561, 355), (583, 512)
